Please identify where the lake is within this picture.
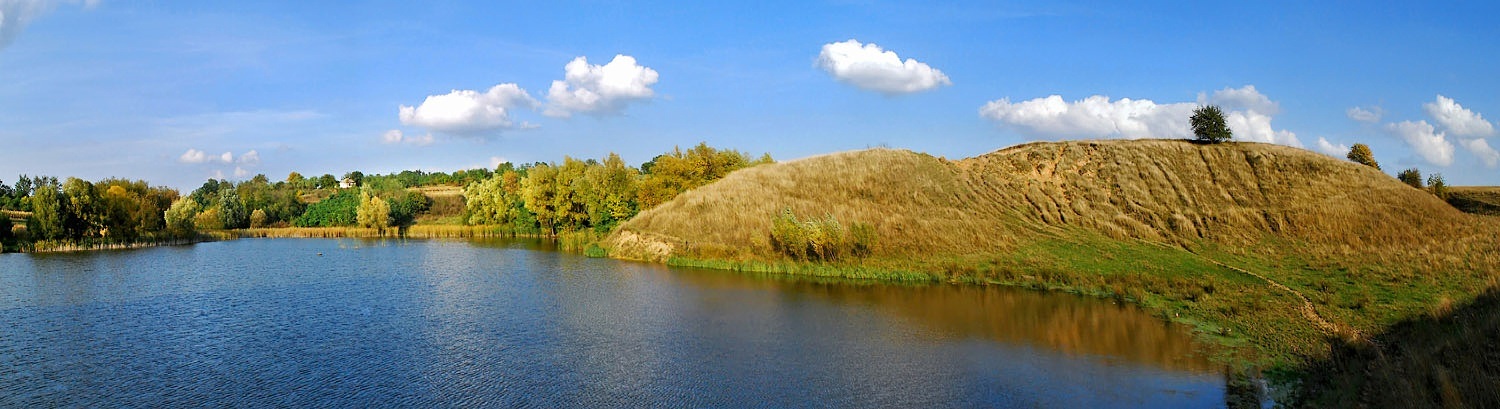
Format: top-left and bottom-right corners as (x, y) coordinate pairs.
(1, 238), (1227, 407)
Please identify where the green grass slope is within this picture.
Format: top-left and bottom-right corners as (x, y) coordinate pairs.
(605, 139), (1500, 369)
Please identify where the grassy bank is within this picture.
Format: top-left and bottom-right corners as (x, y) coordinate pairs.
(9, 231), (233, 253)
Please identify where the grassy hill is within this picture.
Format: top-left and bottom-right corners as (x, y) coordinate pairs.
(605, 139), (1500, 371)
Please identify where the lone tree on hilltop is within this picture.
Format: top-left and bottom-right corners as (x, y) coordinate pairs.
(1427, 173), (1449, 200)
(1347, 143), (1380, 170)
(1190, 105), (1232, 143)
(1398, 168), (1423, 189)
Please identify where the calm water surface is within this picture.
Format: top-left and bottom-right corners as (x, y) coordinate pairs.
(1, 238), (1226, 407)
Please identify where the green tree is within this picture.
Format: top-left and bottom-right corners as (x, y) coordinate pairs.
(62, 177), (100, 239)
(286, 171), (306, 187)
(28, 182), (67, 240)
(1346, 143), (1380, 170)
(582, 153), (640, 232)
(164, 198), (201, 238)
(100, 184), (139, 242)
(190, 179), (223, 207)
(194, 207), (224, 230)
(386, 191), (430, 232)
(294, 189), (360, 227)
(356, 189), (391, 235)
(1190, 105), (1233, 143)
(0, 213), (12, 243)
(636, 142), (766, 208)
(553, 157), (590, 232)
(522, 163), (560, 234)
(317, 174), (338, 190)
(217, 188), (248, 229)
(1428, 173), (1449, 200)
(344, 171), (365, 187)
(1398, 168), (1423, 189)
(249, 209), (269, 228)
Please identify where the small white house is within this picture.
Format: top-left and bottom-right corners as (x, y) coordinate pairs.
(339, 177), (356, 189)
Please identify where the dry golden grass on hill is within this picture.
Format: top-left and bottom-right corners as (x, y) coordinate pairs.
(611, 139), (1492, 264)
(605, 139), (1500, 369)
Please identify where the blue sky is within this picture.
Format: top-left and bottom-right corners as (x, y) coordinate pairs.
(1, 0), (1498, 190)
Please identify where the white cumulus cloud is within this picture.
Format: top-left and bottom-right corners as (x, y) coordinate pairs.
(979, 95), (1193, 140)
(544, 55), (659, 118)
(1315, 137), (1350, 158)
(399, 83), (538, 134)
(980, 85), (1301, 146)
(1201, 85), (1278, 115)
(238, 149), (259, 165)
(1424, 95), (1495, 138)
(1346, 106), (1383, 123)
(817, 39), (951, 94)
(1388, 120), (1454, 167)
(178, 148), (209, 164)
(1461, 138), (1500, 168)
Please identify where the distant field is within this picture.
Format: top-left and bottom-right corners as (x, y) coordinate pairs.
(410, 185), (464, 197)
(413, 185), (466, 224)
(3, 210), (29, 223)
(1449, 186), (1500, 216)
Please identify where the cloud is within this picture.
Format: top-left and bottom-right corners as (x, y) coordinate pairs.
(1201, 85), (1278, 115)
(489, 156), (508, 168)
(179, 148), (210, 164)
(544, 55), (659, 118)
(381, 129), (404, 144)
(178, 148), (261, 165)
(980, 85), (1301, 146)
(1, 0), (103, 51)
(1315, 137), (1350, 157)
(1346, 106), (1383, 123)
(399, 83), (538, 134)
(379, 129), (433, 146)
(233, 167), (248, 178)
(816, 39), (951, 94)
(1387, 120), (1454, 167)
(1424, 95), (1495, 138)
(979, 95), (1193, 140)
(1461, 138), (1500, 168)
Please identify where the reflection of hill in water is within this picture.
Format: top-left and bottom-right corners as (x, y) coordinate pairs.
(664, 267), (1219, 373)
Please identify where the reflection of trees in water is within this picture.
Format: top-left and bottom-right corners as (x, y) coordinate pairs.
(665, 266), (1219, 373)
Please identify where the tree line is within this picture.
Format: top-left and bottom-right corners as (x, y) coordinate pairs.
(462, 142), (772, 235)
(0, 142), (768, 251)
